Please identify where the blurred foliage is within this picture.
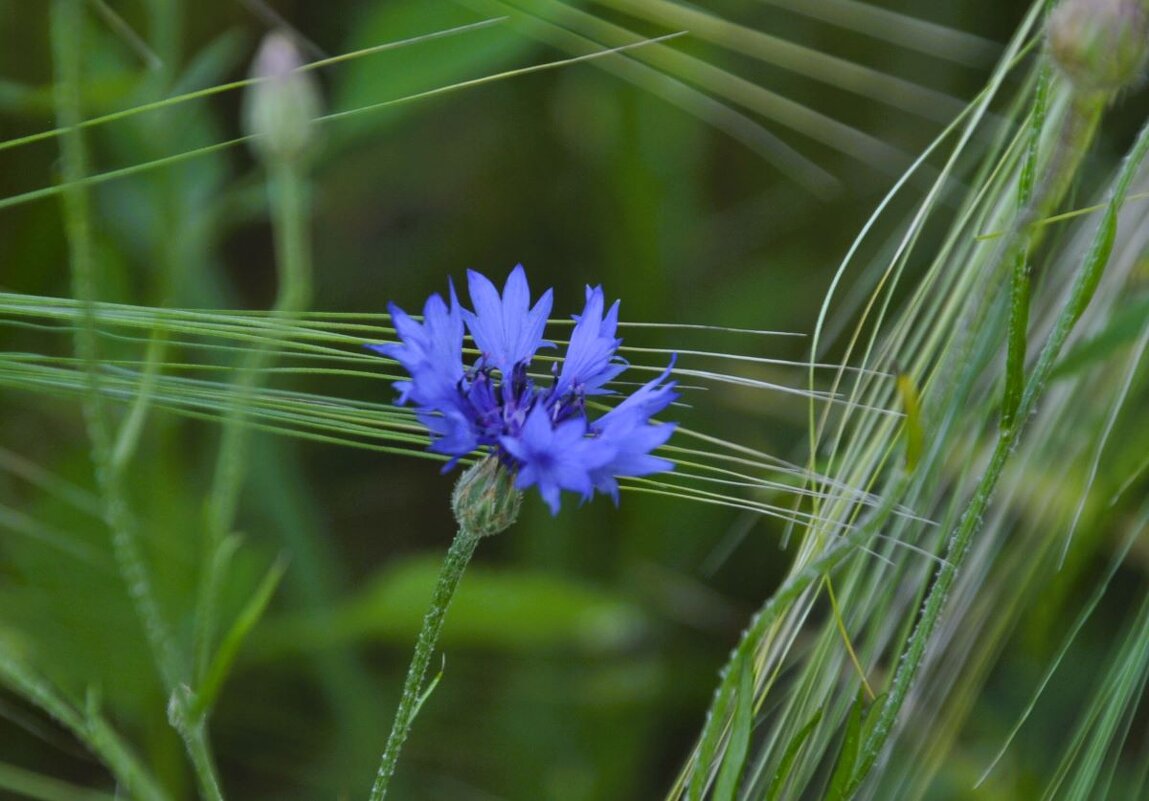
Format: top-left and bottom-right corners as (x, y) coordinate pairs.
(3, 1), (1147, 801)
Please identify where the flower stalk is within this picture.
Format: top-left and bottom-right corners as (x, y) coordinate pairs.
(364, 266), (675, 796)
(194, 30), (319, 693)
(52, 2), (223, 798)
(368, 457), (520, 801)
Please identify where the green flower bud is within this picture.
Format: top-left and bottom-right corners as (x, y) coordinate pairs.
(243, 31), (321, 164)
(451, 456), (521, 538)
(1048, 0), (1149, 96)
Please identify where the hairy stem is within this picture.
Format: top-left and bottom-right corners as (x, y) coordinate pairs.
(51, 3), (224, 798)
(1002, 77), (1103, 429)
(368, 528), (482, 801)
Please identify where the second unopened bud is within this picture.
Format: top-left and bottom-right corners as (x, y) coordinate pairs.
(243, 31), (321, 163)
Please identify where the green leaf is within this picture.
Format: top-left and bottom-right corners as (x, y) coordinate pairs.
(410, 654), (447, 723)
(764, 707), (824, 801)
(688, 668), (735, 801)
(1051, 292), (1149, 380)
(195, 555), (289, 715)
(712, 657), (755, 801)
(824, 688), (868, 801)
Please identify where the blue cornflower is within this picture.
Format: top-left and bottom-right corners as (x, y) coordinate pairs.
(371, 264), (676, 514)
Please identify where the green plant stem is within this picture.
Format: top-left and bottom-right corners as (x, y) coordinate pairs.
(183, 726), (225, 801)
(368, 528), (482, 801)
(1001, 64), (1050, 430)
(51, 5), (225, 799)
(50, 0), (181, 687)
(195, 157), (312, 689)
(847, 113), (1149, 796)
(1002, 81), (1103, 430)
(183, 154), (311, 795)
(0, 655), (171, 801)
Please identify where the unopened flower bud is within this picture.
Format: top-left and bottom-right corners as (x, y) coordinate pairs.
(451, 456), (521, 538)
(243, 31), (321, 163)
(1048, 0), (1149, 96)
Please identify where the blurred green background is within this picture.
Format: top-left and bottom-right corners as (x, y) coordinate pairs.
(7, 1), (1127, 800)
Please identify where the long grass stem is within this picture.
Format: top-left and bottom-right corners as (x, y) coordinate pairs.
(52, 4), (227, 798)
(848, 112), (1149, 796)
(1002, 81), (1103, 429)
(51, 0), (185, 686)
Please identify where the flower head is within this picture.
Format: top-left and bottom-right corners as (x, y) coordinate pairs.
(370, 265), (677, 514)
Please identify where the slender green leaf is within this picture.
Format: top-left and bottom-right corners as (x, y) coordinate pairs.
(712, 657), (754, 801)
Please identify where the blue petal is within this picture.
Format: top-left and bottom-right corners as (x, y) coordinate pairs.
(553, 285), (626, 399)
(500, 405), (613, 515)
(374, 266), (678, 498)
(462, 265), (553, 377)
(371, 289), (465, 405)
(368, 281), (478, 459)
(582, 357), (677, 496)
(420, 407), (479, 457)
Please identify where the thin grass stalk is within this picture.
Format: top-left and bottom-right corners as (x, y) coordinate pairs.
(1042, 588), (1149, 800)
(973, 509), (1149, 791)
(671, 476), (912, 799)
(490, 0), (909, 172)
(0, 32), (684, 214)
(755, 0), (1000, 67)
(848, 113), (1149, 796)
(872, 337), (1145, 798)
(593, 0), (967, 122)
(473, 0), (839, 196)
(679, 25), (1039, 801)
(664, 4), (1122, 793)
(1002, 75), (1103, 428)
(0, 18), (507, 155)
(774, 39), (1044, 798)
